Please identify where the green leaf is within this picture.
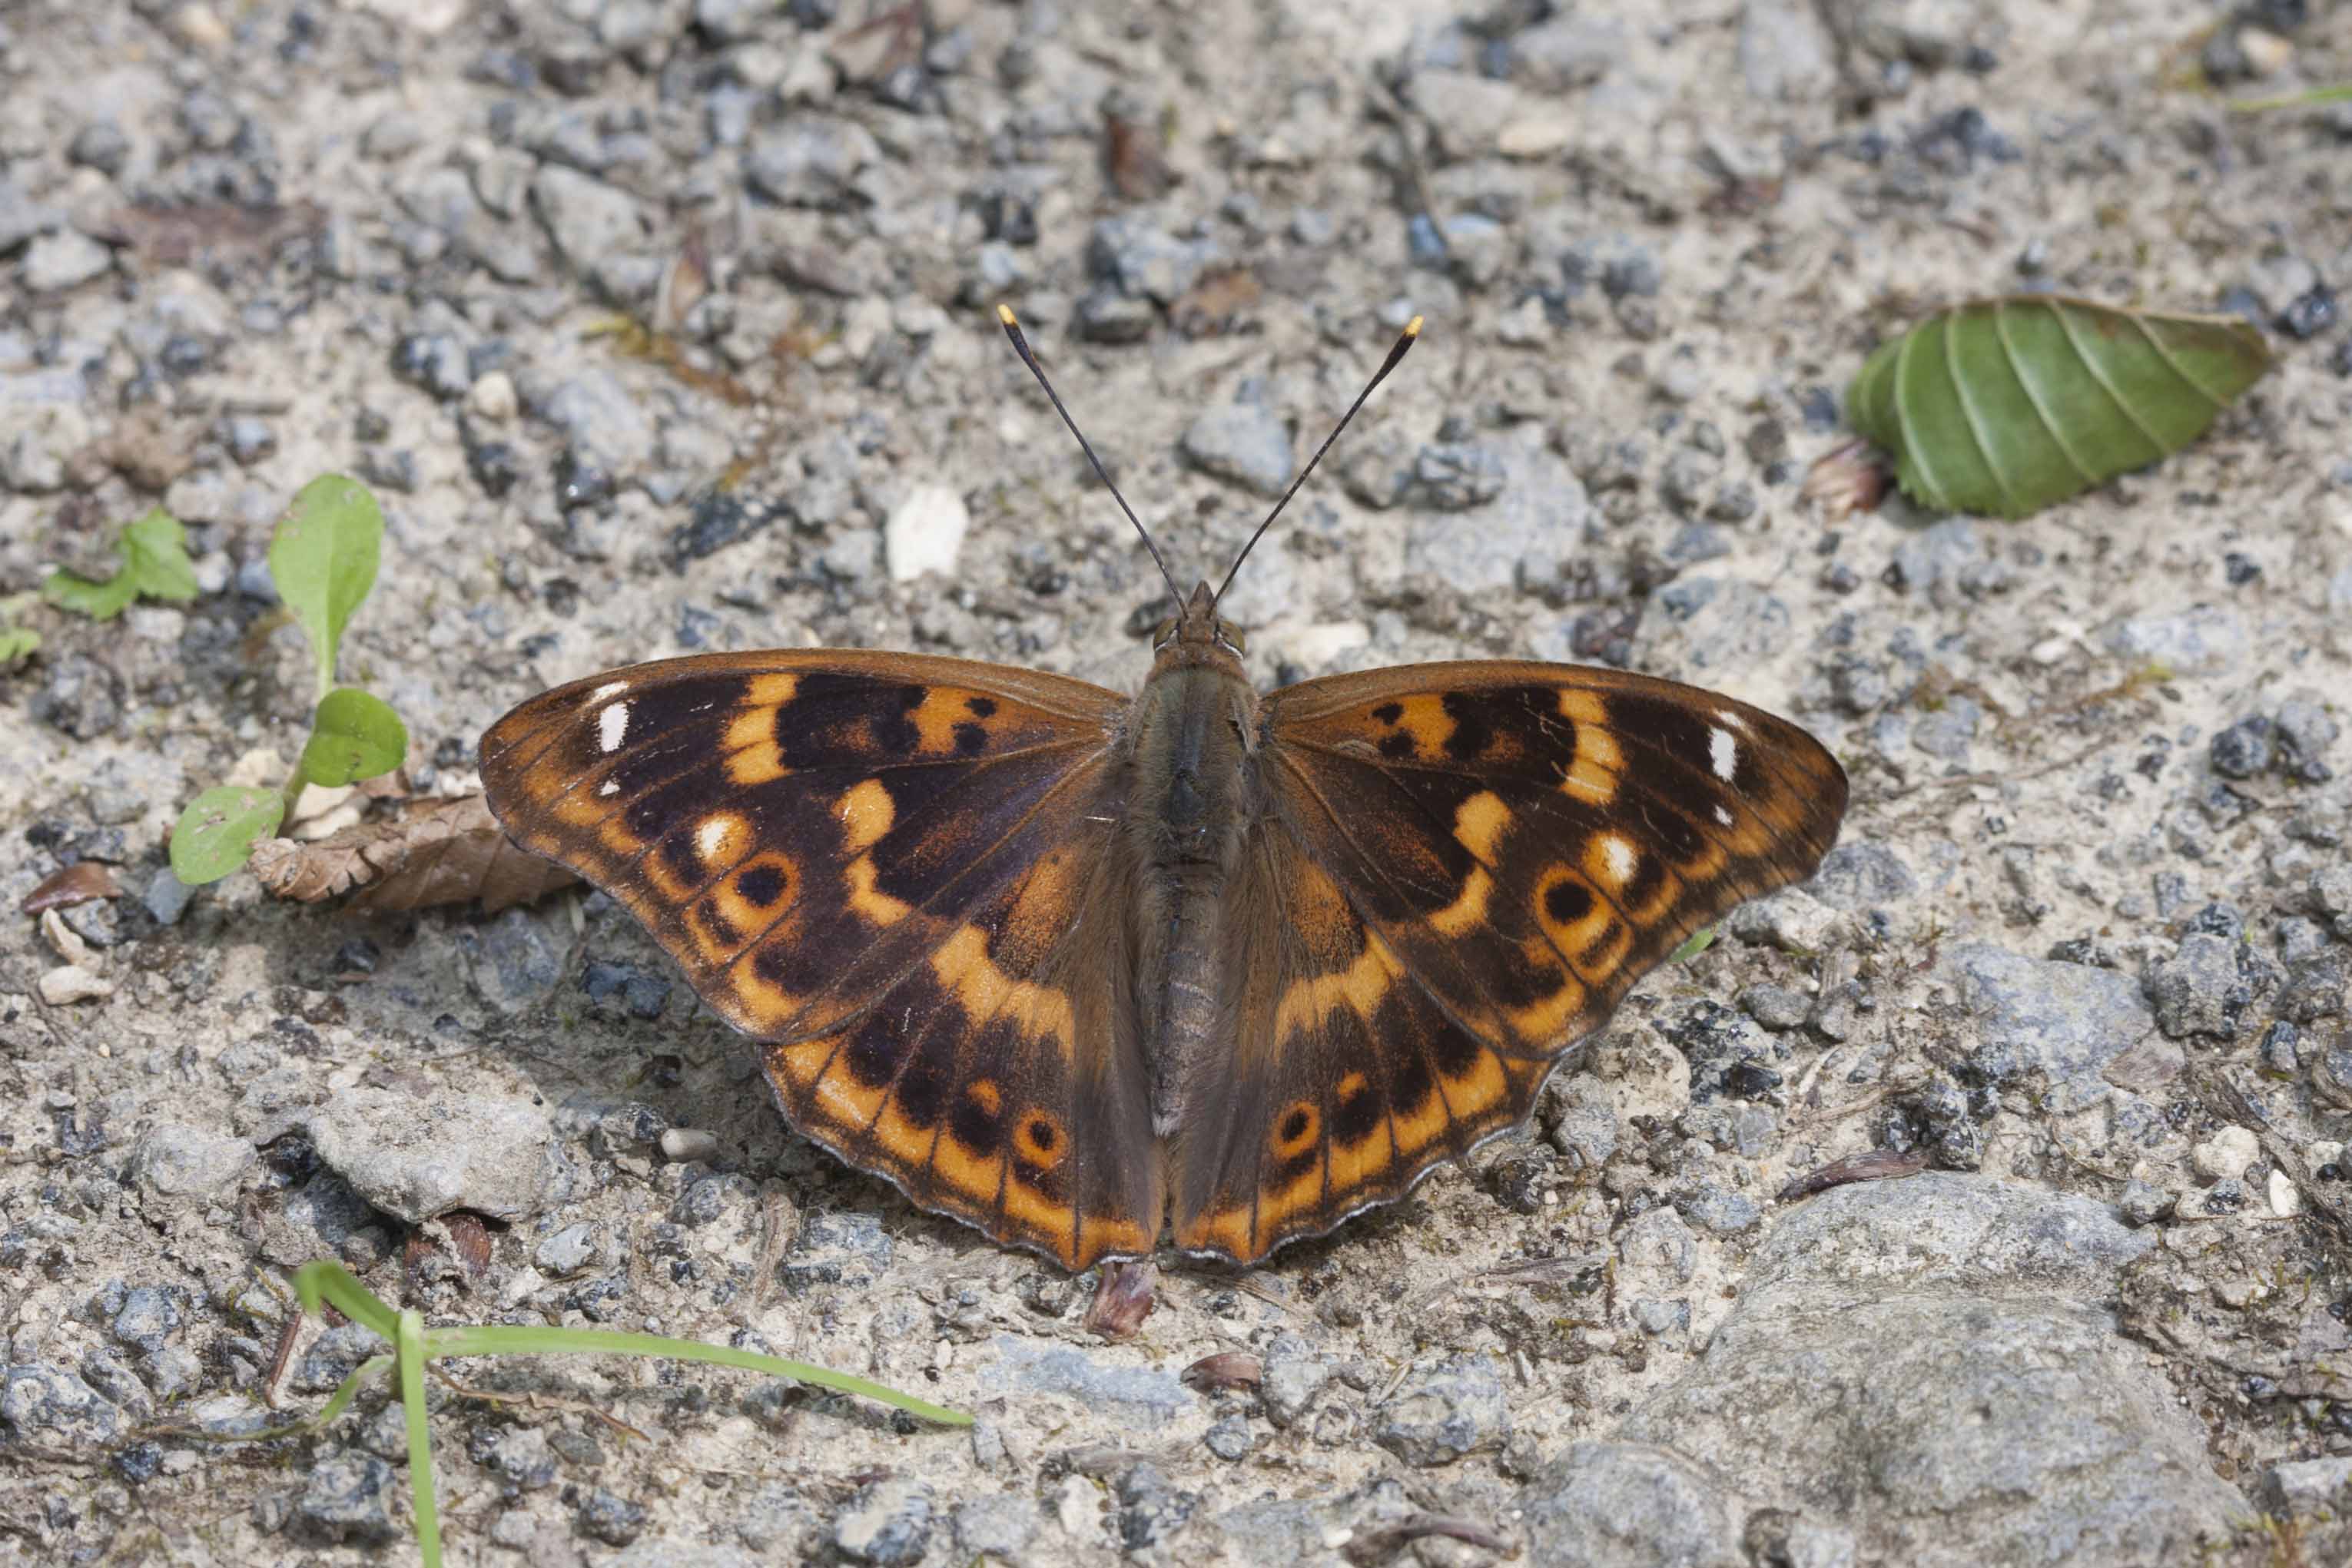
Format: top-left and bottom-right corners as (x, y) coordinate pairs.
(1847, 297), (2271, 519)
(42, 507), (197, 619)
(300, 688), (409, 787)
(120, 507), (200, 602)
(1670, 925), (1717, 964)
(170, 786), (286, 885)
(268, 475), (383, 696)
(0, 626), (37, 662)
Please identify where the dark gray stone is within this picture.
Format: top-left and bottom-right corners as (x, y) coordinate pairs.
(579, 1487), (648, 1546)
(295, 1452), (400, 1545)
(2142, 934), (2254, 1040)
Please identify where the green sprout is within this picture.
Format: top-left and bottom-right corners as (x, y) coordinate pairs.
(44, 506), (198, 619)
(169, 1261), (967, 1567)
(168, 476), (410, 885)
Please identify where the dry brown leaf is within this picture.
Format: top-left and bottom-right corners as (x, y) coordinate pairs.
(21, 861), (123, 914)
(1104, 108), (1176, 203)
(248, 794), (579, 913)
(1083, 1259), (1158, 1340)
(1169, 267), (1261, 339)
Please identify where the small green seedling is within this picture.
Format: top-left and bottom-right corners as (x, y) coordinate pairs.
(44, 506), (199, 619)
(169, 476), (410, 885)
(1670, 925), (1717, 964)
(173, 1261), (967, 1567)
(0, 592), (38, 663)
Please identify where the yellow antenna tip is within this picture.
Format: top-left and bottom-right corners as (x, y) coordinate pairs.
(996, 303), (1019, 327)
(1405, 315), (1424, 337)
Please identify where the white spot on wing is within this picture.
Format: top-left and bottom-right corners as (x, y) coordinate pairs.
(598, 702), (629, 754)
(1714, 804), (1733, 826)
(1717, 711), (1750, 734)
(697, 816), (737, 860)
(598, 780), (620, 797)
(1709, 725), (1738, 782)
(589, 680), (630, 701)
(1601, 834), (1639, 885)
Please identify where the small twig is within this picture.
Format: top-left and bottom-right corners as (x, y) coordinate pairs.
(427, 1366), (652, 1444)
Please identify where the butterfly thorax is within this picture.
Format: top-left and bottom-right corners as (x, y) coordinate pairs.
(1128, 590), (1259, 1139)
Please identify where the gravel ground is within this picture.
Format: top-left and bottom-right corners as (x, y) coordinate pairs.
(5, 0), (2352, 1563)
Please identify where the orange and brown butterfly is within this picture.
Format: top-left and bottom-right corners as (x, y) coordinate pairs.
(480, 308), (1847, 1270)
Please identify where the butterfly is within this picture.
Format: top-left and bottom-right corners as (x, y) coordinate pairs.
(480, 310), (1848, 1270)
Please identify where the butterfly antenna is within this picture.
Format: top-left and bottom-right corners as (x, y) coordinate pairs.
(1213, 316), (1421, 608)
(995, 304), (1186, 618)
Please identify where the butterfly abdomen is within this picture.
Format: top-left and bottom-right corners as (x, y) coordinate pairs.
(1128, 661), (1259, 1141)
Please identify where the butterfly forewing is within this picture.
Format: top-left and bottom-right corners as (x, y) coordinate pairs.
(479, 651), (1163, 1268)
(1169, 662), (1847, 1264)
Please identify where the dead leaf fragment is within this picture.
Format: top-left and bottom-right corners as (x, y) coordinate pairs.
(21, 861), (123, 915)
(1169, 268), (1262, 339)
(1180, 1351), (1262, 1393)
(1083, 1259), (1159, 1340)
(248, 794), (579, 913)
(1776, 1148), (1929, 1203)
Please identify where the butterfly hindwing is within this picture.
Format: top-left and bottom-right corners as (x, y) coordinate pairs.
(1169, 661), (1848, 1264)
(479, 651), (1162, 1268)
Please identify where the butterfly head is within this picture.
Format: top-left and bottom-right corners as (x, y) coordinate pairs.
(1153, 579), (1247, 668)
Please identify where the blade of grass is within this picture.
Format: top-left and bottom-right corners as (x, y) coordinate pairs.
(423, 1324), (972, 1426)
(399, 1308), (443, 1568)
(294, 1261), (399, 1339)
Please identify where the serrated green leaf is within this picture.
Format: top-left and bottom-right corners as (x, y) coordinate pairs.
(171, 787), (286, 885)
(41, 508), (196, 620)
(300, 688), (408, 787)
(119, 506), (200, 602)
(1848, 297), (2271, 519)
(42, 567), (138, 620)
(268, 476), (383, 697)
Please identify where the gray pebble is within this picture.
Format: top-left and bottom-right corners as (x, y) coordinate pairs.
(2209, 715), (2272, 779)
(1203, 1414), (1255, 1460)
(833, 1478), (932, 1566)
(1179, 401), (1292, 497)
(295, 1452), (400, 1545)
(1805, 842), (1918, 911)
(2, 1362), (124, 1447)
(1260, 1341), (1330, 1427)
(68, 121), (130, 174)
(21, 231), (112, 292)
(536, 1222), (599, 1275)
(1632, 1298), (1691, 1336)
(360, 110), (424, 161)
(1678, 1183), (1763, 1235)
(532, 165), (648, 278)
(1373, 1354), (1510, 1466)
(129, 1123), (252, 1199)
(1740, 983), (1813, 1031)
(1087, 214), (1219, 303)
(2275, 698), (2340, 782)
(1405, 442), (1509, 510)
(579, 1488), (647, 1546)
(2141, 933), (2254, 1041)
(1074, 287), (1155, 343)
(2118, 1180), (2174, 1227)
(743, 118), (880, 208)
(950, 1493), (1039, 1558)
